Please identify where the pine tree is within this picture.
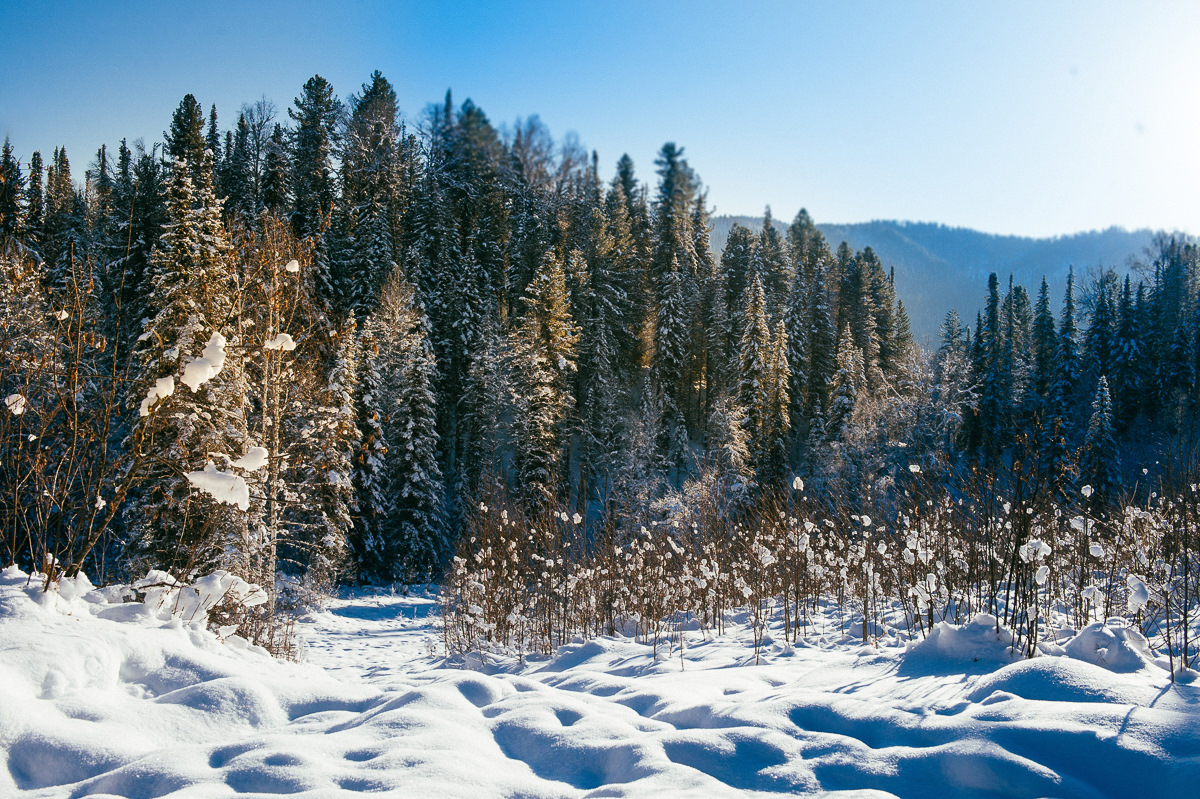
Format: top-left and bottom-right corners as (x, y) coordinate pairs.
(706, 393), (753, 503)
(653, 256), (693, 420)
(763, 319), (792, 483)
(223, 113), (256, 222)
(755, 207), (791, 319)
(720, 223), (756, 359)
(976, 273), (1012, 460)
(786, 208), (819, 280)
(42, 147), (89, 290)
(738, 274), (771, 426)
(352, 325), (391, 580)
(342, 71), (402, 317)
(1082, 269), (1118, 400)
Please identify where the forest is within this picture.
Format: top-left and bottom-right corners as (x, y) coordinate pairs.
(1, 71), (1198, 670)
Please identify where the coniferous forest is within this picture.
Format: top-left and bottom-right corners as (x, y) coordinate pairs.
(1, 72), (1198, 668)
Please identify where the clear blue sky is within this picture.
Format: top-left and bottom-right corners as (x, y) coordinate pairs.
(2, 0), (1197, 238)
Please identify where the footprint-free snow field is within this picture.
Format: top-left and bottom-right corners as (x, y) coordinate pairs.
(2, 566), (1197, 798)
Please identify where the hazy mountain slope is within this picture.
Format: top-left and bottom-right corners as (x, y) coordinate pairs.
(711, 216), (1160, 341)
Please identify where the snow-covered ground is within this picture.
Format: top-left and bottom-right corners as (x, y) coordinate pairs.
(2, 567), (1198, 798)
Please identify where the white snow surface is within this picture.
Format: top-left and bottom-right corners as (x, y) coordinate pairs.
(184, 462), (251, 511)
(137, 376), (175, 417)
(263, 333), (296, 352)
(229, 446), (269, 472)
(179, 333), (228, 392)
(2, 569), (1199, 798)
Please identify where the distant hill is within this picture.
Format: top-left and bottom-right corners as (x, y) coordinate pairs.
(710, 216), (1161, 342)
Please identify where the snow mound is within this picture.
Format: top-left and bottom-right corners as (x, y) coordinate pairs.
(967, 656), (1164, 705)
(903, 613), (1022, 667)
(5, 574), (1200, 798)
(1060, 621), (1160, 673)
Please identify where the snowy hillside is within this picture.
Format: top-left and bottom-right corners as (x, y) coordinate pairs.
(3, 567), (1198, 798)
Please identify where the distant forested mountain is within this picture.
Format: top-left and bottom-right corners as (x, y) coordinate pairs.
(711, 216), (1160, 340)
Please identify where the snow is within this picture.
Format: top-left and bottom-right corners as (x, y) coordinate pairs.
(184, 461), (250, 511)
(137, 376), (174, 417)
(178, 332), (227, 392)
(4, 393), (26, 416)
(3, 570), (1199, 798)
(229, 446), (269, 472)
(263, 333), (296, 351)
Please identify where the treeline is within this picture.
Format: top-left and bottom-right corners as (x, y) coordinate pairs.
(0, 69), (1196, 619)
(946, 241), (1199, 504)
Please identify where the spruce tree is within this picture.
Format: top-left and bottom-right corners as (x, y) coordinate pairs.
(1052, 267), (1082, 435)
(510, 248), (579, 507)
(165, 94), (208, 185)
(376, 271), (445, 581)
(0, 138), (25, 242)
(205, 105), (221, 165)
(305, 314), (361, 586)
(125, 153), (246, 578)
(805, 263), (837, 433)
(290, 75), (342, 239)
(1080, 376), (1119, 504)
(1111, 275), (1142, 429)
(261, 124), (290, 217)
(1031, 277), (1057, 404)
(826, 324), (865, 442)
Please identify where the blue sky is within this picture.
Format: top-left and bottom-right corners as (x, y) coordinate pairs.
(2, 0), (1197, 237)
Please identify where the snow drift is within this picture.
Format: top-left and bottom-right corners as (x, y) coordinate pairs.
(3, 569), (1199, 798)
